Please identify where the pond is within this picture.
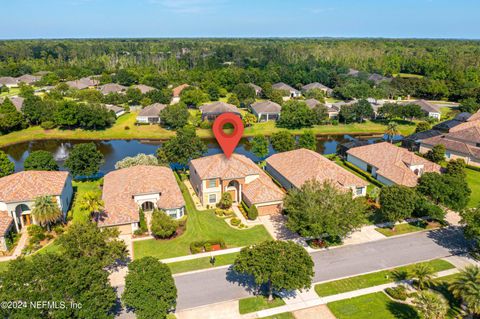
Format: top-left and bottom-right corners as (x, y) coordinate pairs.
(1, 134), (402, 174)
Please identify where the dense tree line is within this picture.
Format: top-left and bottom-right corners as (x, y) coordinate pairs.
(1, 39), (480, 102)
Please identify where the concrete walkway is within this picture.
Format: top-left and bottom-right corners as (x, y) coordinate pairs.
(0, 230), (28, 262)
(232, 205), (263, 227)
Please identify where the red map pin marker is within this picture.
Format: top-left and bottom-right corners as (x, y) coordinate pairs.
(212, 113), (244, 159)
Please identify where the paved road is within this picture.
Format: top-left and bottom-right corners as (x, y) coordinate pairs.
(175, 227), (467, 310)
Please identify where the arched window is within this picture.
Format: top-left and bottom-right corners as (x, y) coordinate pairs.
(15, 204), (30, 215)
(141, 201), (155, 211)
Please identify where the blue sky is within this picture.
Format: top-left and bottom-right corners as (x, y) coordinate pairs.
(1, 0), (479, 39)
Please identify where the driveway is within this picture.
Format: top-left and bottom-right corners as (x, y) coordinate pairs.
(174, 227), (467, 310)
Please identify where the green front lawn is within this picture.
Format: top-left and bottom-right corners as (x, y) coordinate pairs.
(315, 259), (454, 297)
(375, 220), (440, 237)
(466, 168), (480, 208)
(327, 292), (419, 319)
(239, 296), (285, 314)
(133, 177), (272, 259)
(167, 252), (238, 274)
(69, 179), (103, 223)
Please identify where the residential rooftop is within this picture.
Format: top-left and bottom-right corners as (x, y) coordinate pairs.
(266, 148), (368, 190)
(100, 165), (185, 227)
(0, 171), (70, 203)
(347, 142), (441, 187)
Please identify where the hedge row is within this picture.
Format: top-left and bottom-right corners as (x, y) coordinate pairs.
(190, 239), (226, 254)
(341, 160), (384, 188)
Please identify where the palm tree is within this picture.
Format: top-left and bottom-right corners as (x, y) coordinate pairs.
(78, 191), (104, 218)
(410, 264), (435, 290)
(385, 121), (399, 143)
(31, 196), (62, 231)
(449, 266), (480, 316)
(413, 290), (449, 319)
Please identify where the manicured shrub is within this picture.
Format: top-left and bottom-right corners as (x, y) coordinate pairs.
(150, 210), (177, 239)
(414, 196), (446, 222)
(385, 285), (408, 301)
(218, 192), (233, 209)
(248, 205), (258, 220)
(138, 210), (148, 234)
(124, 125), (130, 130)
(230, 217), (241, 226)
(27, 225), (46, 244)
(190, 239), (226, 254)
(40, 121), (56, 130)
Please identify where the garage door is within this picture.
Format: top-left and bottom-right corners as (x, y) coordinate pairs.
(256, 204), (282, 216)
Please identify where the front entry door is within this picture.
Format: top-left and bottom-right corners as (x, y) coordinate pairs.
(22, 214), (31, 227)
(227, 190), (237, 203)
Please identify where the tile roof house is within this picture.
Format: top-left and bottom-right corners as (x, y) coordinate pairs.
(105, 104), (126, 117)
(132, 84), (155, 94)
(302, 82), (333, 96)
(0, 77), (19, 88)
(66, 76), (99, 90)
(420, 123), (480, 167)
(347, 142), (441, 187)
(0, 171), (73, 232)
(272, 82), (301, 100)
(448, 109), (480, 133)
(0, 211), (14, 252)
(266, 149), (368, 197)
(99, 83), (127, 95)
(99, 165), (185, 234)
(402, 129), (443, 152)
(433, 112), (472, 132)
(16, 74), (41, 85)
(250, 100), (281, 122)
(189, 154), (285, 215)
(199, 102), (241, 121)
(406, 100), (441, 120)
(171, 84), (190, 104)
(304, 98), (339, 118)
(248, 83), (263, 96)
(136, 103), (167, 124)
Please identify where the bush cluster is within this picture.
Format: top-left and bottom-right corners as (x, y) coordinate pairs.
(190, 239), (226, 254)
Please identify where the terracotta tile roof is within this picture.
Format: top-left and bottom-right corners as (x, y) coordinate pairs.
(189, 154), (284, 205)
(199, 102), (241, 115)
(190, 154), (259, 180)
(99, 83), (127, 95)
(0, 211), (13, 236)
(100, 165), (185, 227)
(0, 171), (70, 203)
(172, 84), (189, 97)
(104, 104), (124, 113)
(0, 96), (24, 112)
(467, 109), (480, 122)
(347, 142), (441, 187)
(138, 103), (167, 117)
(243, 171), (285, 204)
(132, 84), (155, 94)
(421, 124), (480, 160)
(251, 100), (281, 114)
(266, 149), (368, 190)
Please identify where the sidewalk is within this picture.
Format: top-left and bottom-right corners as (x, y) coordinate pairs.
(161, 246), (242, 264)
(249, 268), (460, 319)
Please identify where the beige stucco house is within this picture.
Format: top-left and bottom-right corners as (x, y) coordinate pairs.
(266, 148), (368, 197)
(189, 154), (285, 215)
(99, 165), (185, 234)
(0, 171), (73, 233)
